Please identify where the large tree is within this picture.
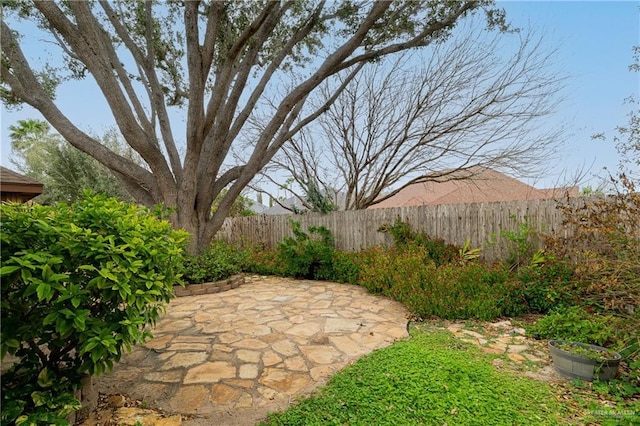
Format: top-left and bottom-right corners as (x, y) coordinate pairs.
(1, 1), (506, 252)
(264, 25), (565, 210)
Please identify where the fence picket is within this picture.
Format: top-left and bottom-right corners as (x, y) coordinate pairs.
(216, 198), (588, 262)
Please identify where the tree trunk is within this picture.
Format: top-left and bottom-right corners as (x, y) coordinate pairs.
(2, 1), (496, 255)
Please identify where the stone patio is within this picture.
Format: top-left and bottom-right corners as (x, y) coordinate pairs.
(89, 277), (410, 425)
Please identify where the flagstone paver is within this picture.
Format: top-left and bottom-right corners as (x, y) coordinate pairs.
(92, 277), (409, 425)
(444, 320), (553, 372)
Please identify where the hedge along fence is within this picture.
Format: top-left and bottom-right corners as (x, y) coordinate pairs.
(216, 197), (588, 263)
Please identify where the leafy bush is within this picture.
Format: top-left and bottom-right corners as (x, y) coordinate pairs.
(0, 193), (187, 424)
(407, 262), (526, 320)
(500, 215), (544, 270)
(378, 217), (460, 266)
(276, 221), (335, 280)
(354, 245), (401, 294)
(182, 240), (247, 283)
(356, 245), (525, 320)
(242, 246), (285, 276)
(241, 240), (358, 284)
(515, 260), (576, 313)
(527, 306), (627, 348)
(327, 251), (360, 285)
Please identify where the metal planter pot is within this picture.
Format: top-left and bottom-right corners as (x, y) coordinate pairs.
(548, 340), (621, 382)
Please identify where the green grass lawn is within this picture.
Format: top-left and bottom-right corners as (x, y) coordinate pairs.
(260, 327), (638, 426)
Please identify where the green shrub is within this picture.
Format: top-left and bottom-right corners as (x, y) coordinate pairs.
(378, 217), (416, 245)
(276, 221), (335, 280)
(0, 193), (187, 424)
(182, 240), (247, 283)
(355, 245), (405, 294)
(403, 262), (526, 320)
(242, 246), (285, 276)
(328, 251), (360, 285)
(516, 260), (576, 313)
(527, 306), (625, 348)
(499, 215), (543, 270)
(356, 245), (525, 320)
(378, 217), (460, 266)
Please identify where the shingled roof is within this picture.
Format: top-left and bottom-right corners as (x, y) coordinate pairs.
(370, 167), (578, 209)
(1, 166), (44, 202)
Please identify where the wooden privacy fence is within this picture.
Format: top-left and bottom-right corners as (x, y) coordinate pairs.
(216, 197), (585, 263)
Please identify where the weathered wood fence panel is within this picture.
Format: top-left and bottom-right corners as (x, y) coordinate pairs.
(216, 198), (585, 262)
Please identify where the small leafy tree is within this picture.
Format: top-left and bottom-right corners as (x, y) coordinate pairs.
(303, 180), (337, 213)
(0, 193), (188, 424)
(277, 221), (335, 280)
(9, 119), (138, 204)
(211, 189), (257, 217)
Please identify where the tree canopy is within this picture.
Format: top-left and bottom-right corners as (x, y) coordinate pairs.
(8, 119), (135, 204)
(1, 0), (506, 252)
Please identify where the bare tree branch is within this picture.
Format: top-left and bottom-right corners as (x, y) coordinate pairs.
(271, 25), (565, 210)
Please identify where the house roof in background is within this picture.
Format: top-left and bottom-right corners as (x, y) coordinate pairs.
(262, 196), (305, 215)
(370, 167), (578, 209)
(259, 189), (347, 215)
(0, 166), (44, 195)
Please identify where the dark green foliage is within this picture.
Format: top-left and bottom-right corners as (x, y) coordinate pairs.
(240, 224), (355, 282)
(527, 307), (628, 348)
(377, 216), (416, 245)
(276, 221), (335, 280)
(356, 245), (422, 294)
(0, 193), (187, 423)
(8, 120), (137, 204)
(327, 251), (360, 285)
(516, 260), (575, 313)
(303, 180), (337, 213)
(1, 370), (81, 426)
(242, 246), (285, 276)
(378, 217), (459, 266)
(181, 240), (247, 283)
(356, 245), (525, 320)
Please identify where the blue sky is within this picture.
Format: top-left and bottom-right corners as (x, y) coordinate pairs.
(1, 1), (638, 189)
(499, 1), (639, 187)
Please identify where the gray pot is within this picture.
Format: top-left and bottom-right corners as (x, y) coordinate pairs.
(549, 340), (621, 382)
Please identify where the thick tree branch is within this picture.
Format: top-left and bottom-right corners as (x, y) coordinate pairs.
(97, 1), (182, 182)
(5, 1), (505, 254)
(1, 21), (158, 201)
(33, 1), (177, 205)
